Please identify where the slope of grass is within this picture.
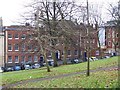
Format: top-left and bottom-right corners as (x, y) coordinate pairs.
(1, 56), (118, 86)
(14, 70), (118, 88)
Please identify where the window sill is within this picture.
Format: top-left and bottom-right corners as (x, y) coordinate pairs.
(8, 62), (12, 63)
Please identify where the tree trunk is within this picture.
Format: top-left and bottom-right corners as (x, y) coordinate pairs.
(52, 52), (58, 67)
(43, 49), (51, 72)
(87, 51), (90, 76)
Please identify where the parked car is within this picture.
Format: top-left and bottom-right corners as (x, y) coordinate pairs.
(24, 65), (31, 70)
(14, 66), (21, 71)
(71, 59), (79, 64)
(5, 67), (14, 72)
(104, 56), (110, 59)
(0, 67), (4, 73)
(91, 57), (98, 61)
(74, 59), (79, 63)
(47, 59), (54, 66)
(32, 63), (40, 69)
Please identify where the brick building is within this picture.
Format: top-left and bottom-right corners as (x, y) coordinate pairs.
(104, 21), (119, 56)
(4, 22), (98, 67)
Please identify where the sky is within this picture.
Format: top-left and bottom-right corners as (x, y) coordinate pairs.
(0, 0), (119, 26)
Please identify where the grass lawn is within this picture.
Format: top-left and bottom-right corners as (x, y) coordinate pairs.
(1, 56), (119, 87)
(14, 69), (118, 88)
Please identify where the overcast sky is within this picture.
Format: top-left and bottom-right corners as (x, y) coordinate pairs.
(0, 0), (119, 26)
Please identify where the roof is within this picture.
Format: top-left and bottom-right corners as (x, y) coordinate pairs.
(4, 25), (34, 31)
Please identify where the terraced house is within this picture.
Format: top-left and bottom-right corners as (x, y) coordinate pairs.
(4, 21), (98, 67)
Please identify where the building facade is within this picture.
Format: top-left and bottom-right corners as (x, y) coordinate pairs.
(104, 21), (119, 56)
(4, 23), (98, 67)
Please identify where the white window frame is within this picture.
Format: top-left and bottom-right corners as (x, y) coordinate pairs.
(8, 56), (12, 63)
(15, 56), (19, 63)
(15, 34), (19, 39)
(21, 34), (26, 39)
(8, 44), (12, 51)
(8, 34), (12, 39)
(108, 41), (111, 46)
(15, 44), (19, 51)
(108, 33), (111, 38)
(34, 55), (38, 62)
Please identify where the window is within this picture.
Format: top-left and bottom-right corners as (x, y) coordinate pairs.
(8, 44), (12, 51)
(21, 44), (25, 51)
(8, 34), (12, 39)
(76, 40), (79, 45)
(28, 45), (32, 51)
(15, 56), (19, 63)
(116, 33), (118, 38)
(34, 46), (38, 51)
(116, 42), (119, 46)
(29, 34), (32, 39)
(74, 50), (78, 55)
(21, 56), (25, 62)
(34, 55), (38, 62)
(21, 34), (26, 39)
(108, 33), (111, 38)
(14, 34), (19, 39)
(28, 56), (32, 61)
(15, 44), (19, 51)
(108, 41), (111, 46)
(93, 39), (95, 43)
(61, 51), (64, 56)
(67, 50), (71, 55)
(8, 56), (12, 63)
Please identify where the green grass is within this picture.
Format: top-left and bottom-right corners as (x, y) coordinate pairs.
(1, 56), (119, 86)
(14, 70), (118, 88)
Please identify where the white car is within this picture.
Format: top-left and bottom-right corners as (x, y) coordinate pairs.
(32, 63), (40, 69)
(0, 67), (3, 73)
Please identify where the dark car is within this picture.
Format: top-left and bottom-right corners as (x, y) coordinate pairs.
(5, 67), (14, 72)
